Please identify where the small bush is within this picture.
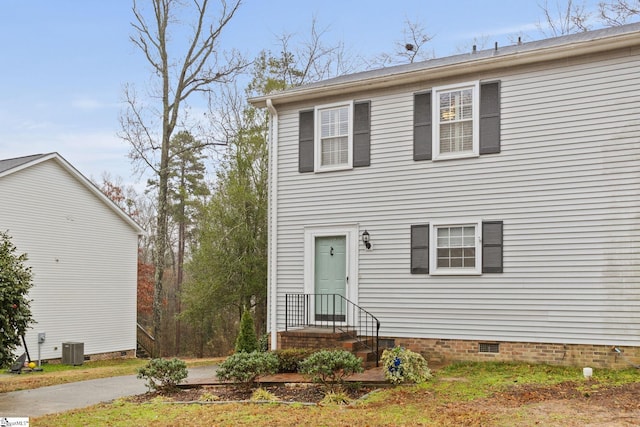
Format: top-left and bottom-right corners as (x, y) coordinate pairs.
(215, 351), (278, 387)
(137, 358), (188, 392)
(381, 346), (432, 384)
(235, 309), (259, 353)
(274, 348), (316, 373)
(299, 350), (363, 392)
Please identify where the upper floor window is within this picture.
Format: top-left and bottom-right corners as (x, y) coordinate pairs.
(433, 82), (479, 160)
(413, 80), (499, 162)
(299, 100), (370, 173)
(318, 104), (351, 170)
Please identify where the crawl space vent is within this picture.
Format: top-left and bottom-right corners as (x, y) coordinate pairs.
(479, 343), (500, 353)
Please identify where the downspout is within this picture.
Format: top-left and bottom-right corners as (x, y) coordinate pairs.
(266, 99), (279, 351)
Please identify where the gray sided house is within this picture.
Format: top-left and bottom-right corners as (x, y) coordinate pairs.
(0, 153), (144, 363)
(250, 23), (640, 368)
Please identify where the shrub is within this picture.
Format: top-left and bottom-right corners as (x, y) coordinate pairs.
(381, 346), (432, 384)
(137, 358), (188, 392)
(274, 348), (316, 373)
(235, 309), (258, 353)
(299, 350), (363, 392)
(215, 351), (278, 387)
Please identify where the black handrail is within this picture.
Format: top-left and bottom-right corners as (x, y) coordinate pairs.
(285, 293), (380, 366)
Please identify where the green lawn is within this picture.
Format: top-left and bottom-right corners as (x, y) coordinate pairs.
(28, 361), (640, 426)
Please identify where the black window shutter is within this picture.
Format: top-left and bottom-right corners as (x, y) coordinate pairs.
(353, 101), (371, 167)
(482, 221), (503, 273)
(413, 92), (432, 161)
(411, 224), (430, 274)
(298, 110), (314, 173)
(479, 81), (501, 155)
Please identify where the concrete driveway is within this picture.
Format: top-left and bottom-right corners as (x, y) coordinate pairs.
(0, 365), (218, 418)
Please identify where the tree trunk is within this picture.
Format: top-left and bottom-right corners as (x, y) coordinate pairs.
(175, 209), (185, 354)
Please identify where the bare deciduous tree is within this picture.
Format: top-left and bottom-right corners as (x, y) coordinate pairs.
(368, 18), (434, 68)
(599, 0), (640, 25)
(538, 0), (591, 37)
(119, 0), (246, 355)
(269, 17), (354, 88)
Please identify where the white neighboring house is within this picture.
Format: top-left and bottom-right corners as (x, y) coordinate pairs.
(0, 153), (144, 362)
(250, 23), (640, 368)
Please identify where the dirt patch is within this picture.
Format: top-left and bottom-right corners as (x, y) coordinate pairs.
(457, 381), (640, 426)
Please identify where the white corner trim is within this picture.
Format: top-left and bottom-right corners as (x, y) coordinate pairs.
(266, 99), (279, 351)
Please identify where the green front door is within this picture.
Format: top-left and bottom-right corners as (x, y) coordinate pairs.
(314, 236), (347, 321)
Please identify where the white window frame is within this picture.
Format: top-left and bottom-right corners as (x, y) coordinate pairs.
(430, 221), (482, 275)
(432, 81), (480, 161)
(314, 101), (353, 172)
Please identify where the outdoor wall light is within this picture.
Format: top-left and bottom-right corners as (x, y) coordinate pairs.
(362, 230), (371, 250)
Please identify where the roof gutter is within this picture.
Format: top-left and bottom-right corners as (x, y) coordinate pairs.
(249, 30), (640, 108)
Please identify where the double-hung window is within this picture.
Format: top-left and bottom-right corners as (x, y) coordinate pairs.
(315, 102), (353, 171)
(411, 221), (503, 275)
(299, 100), (370, 173)
(433, 81), (480, 160)
(431, 222), (481, 275)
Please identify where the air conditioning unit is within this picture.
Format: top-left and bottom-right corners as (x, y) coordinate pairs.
(62, 342), (84, 365)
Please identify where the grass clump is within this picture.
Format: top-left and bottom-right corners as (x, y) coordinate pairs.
(251, 387), (280, 402)
(198, 391), (220, 402)
(320, 390), (352, 405)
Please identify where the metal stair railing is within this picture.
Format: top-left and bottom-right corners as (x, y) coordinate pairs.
(285, 293), (380, 365)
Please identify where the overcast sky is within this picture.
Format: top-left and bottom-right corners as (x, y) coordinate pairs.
(0, 0), (605, 188)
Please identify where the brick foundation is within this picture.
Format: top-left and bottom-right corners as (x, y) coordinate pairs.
(277, 329), (640, 368)
(390, 337), (639, 369)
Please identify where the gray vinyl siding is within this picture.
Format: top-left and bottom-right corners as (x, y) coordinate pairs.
(273, 49), (640, 347)
(0, 160), (139, 359)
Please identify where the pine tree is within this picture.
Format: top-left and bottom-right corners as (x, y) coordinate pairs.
(235, 309), (258, 353)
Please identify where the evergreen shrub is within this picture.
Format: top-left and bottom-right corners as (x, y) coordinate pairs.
(137, 358), (188, 392)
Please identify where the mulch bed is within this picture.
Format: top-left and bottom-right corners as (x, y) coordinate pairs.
(127, 383), (377, 404)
